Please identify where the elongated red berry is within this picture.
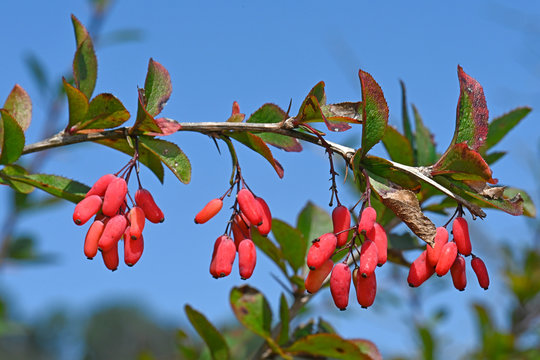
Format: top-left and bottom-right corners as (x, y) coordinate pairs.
(86, 174), (115, 198)
(102, 177), (127, 217)
(128, 206), (146, 240)
(367, 222), (387, 266)
(124, 226), (144, 267)
(98, 214), (127, 252)
(359, 240), (378, 278)
(471, 256), (489, 290)
(304, 259), (333, 294)
(407, 250), (435, 287)
(210, 235), (236, 278)
(332, 206), (351, 247)
(358, 206), (377, 234)
(135, 188), (164, 223)
(232, 215), (251, 249)
(435, 242), (458, 277)
(209, 235), (225, 277)
(307, 233), (337, 270)
(194, 198), (223, 224)
(450, 255), (467, 291)
(356, 271), (377, 308)
(427, 227), (449, 267)
(73, 195), (103, 225)
(84, 219), (105, 259)
(237, 189), (262, 226)
(238, 239), (257, 280)
(453, 217), (472, 256)
(255, 197), (272, 236)
(101, 243), (119, 271)
(330, 263), (351, 310)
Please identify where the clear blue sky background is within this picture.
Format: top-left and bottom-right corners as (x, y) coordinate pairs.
(0, 1), (539, 358)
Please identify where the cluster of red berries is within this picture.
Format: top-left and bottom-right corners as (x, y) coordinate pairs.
(72, 173), (164, 271)
(407, 215), (490, 291)
(304, 205), (388, 310)
(195, 188), (271, 280)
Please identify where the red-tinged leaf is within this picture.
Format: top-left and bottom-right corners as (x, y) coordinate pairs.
(503, 187), (535, 217)
(350, 339), (383, 360)
(227, 101), (246, 122)
(0, 110), (25, 165)
(413, 104), (437, 166)
(449, 66), (489, 151)
(431, 143), (496, 184)
(139, 136), (191, 184)
(228, 132), (284, 178)
(71, 14), (89, 47)
(483, 107), (531, 151)
(286, 334), (375, 360)
(132, 88), (163, 134)
(143, 58), (172, 117)
(4, 85), (32, 131)
(73, 93), (130, 131)
(359, 70), (389, 157)
(63, 78), (89, 129)
(73, 38), (97, 99)
(382, 125), (414, 166)
(146, 117), (181, 136)
(247, 103), (302, 152)
(232, 101), (240, 115)
(355, 154), (420, 191)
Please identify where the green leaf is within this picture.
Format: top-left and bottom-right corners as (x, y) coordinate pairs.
(271, 219), (307, 272)
(75, 93), (130, 130)
(0, 110), (25, 165)
(7, 236), (37, 261)
(357, 154), (421, 191)
(184, 305), (230, 360)
(286, 334), (373, 360)
(251, 229), (287, 274)
(3, 84), (32, 131)
(413, 104), (437, 166)
(72, 35), (97, 99)
(483, 151), (506, 165)
(349, 339), (383, 360)
(359, 69), (389, 157)
(247, 104), (302, 152)
(0, 164), (34, 194)
(400, 80), (414, 149)
(71, 14), (89, 47)
(230, 285), (272, 338)
(381, 125), (414, 166)
(431, 143), (495, 183)
(132, 89), (163, 134)
(6, 173), (89, 203)
(484, 107), (531, 150)
(296, 202), (332, 243)
(138, 136), (191, 184)
(63, 78), (89, 129)
(142, 58), (172, 117)
(228, 132), (284, 178)
(278, 294), (289, 346)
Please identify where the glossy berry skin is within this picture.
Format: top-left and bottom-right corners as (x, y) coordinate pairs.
(237, 189), (263, 226)
(102, 177), (128, 217)
(427, 227), (449, 267)
(358, 206), (377, 234)
(304, 259), (333, 294)
(135, 189), (164, 223)
(232, 215), (251, 249)
(367, 223), (387, 266)
(356, 271), (377, 309)
(84, 219), (105, 259)
(450, 255), (467, 291)
(435, 242), (458, 277)
(407, 250), (435, 287)
(255, 197), (272, 236)
(210, 235), (236, 278)
(307, 233), (337, 270)
(73, 195), (103, 225)
(359, 240), (379, 278)
(194, 198), (223, 224)
(98, 214), (127, 252)
(332, 206), (351, 247)
(86, 174), (116, 198)
(124, 226), (144, 267)
(101, 243), (119, 271)
(453, 217), (472, 256)
(238, 239), (257, 280)
(330, 263), (351, 310)
(128, 206), (146, 240)
(471, 256), (490, 290)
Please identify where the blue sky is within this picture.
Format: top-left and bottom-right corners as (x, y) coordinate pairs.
(0, 1), (539, 358)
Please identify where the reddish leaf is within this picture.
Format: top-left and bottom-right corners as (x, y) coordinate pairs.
(143, 58), (172, 117)
(432, 143), (496, 184)
(228, 132), (284, 178)
(131, 88), (163, 134)
(232, 101), (241, 115)
(147, 117), (182, 136)
(75, 93), (130, 130)
(3, 85), (32, 131)
(359, 70), (389, 157)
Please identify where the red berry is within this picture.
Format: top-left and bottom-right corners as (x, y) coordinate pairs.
(356, 271), (377, 308)
(232, 214), (251, 249)
(86, 174), (115, 198)
(307, 233), (337, 270)
(471, 256), (489, 290)
(359, 240), (378, 278)
(255, 197), (272, 236)
(237, 189), (262, 226)
(102, 177), (127, 217)
(453, 217), (472, 256)
(367, 222), (387, 266)
(450, 255), (467, 291)
(332, 206), (351, 247)
(135, 189), (164, 223)
(84, 219), (105, 259)
(98, 214), (127, 252)
(209, 235), (236, 278)
(358, 206), (377, 234)
(128, 206), (146, 240)
(101, 243), (119, 271)
(407, 250), (435, 287)
(304, 259), (334, 294)
(238, 239), (257, 280)
(73, 195), (103, 225)
(124, 226), (144, 267)
(435, 242), (458, 277)
(330, 263), (351, 310)
(194, 198), (223, 224)
(427, 227), (449, 267)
